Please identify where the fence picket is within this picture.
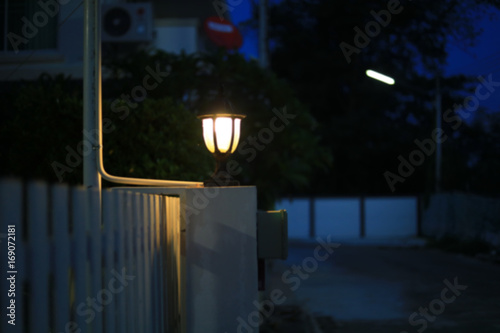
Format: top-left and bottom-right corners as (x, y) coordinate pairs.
(0, 181), (179, 333)
(103, 190), (116, 333)
(153, 195), (161, 333)
(159, 196), (168, 332)
(88, 188), (102, 333)
(143, 194), (152, 332)
(52, 184), (71, 333)
(124, 191), (136, 333)
(156, 195), (165, 332)
(72, 187), (88, 332)
(115, 190), (126, 333)
(150, 195), (158, 333)
(134, 192), (145, 332)
(27, 182), (50, 333)
(169, 196), (182, 333)
(151, 195), (157, 333)
(166, 196), (174, 332)
(0, 179), (24, 333)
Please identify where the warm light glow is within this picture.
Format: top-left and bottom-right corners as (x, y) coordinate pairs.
(366, 69), (395, 85)
(202, 116), (242, 154)
(231, 118), (241, 153)
(202, 118), (215, 153)
(215, 117), (233, 153)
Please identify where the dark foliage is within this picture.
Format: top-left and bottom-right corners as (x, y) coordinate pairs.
(248, 0), (500, 195)
(0, 51), (331, 209)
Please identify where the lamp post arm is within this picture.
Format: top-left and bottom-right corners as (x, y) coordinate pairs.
(365, 69), (443, 193)
(96, 155), (203, 187)
(85, 0), (202, 188)
(94, 65), (202, 187)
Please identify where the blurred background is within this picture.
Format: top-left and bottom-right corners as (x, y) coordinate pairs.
(1, 0), (500, 331)
(1, 0), (500, 204)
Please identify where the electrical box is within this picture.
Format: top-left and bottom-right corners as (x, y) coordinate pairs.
(257, 210), (288, 260)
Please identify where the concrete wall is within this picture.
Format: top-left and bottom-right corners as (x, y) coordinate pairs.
(316, 198), (360, 238)
(276, 196), (418, 240)
(128, 186), (258, 333)
(0, 0), (85, 80)
(422, 192), (500, 247)
(365, 197), (417, 238)
(154, 19), (199, 55)
(0, 1), (202, 80)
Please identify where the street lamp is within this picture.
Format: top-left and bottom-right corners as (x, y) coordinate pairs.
(198, 85), (246, 187)
(366, 69), (441, 192)
(365, 70), (395, 85)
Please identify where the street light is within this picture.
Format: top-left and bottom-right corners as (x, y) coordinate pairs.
(198, 85), (246, 187)
(365, 70), (395, 85)
(366, 69), (441, 192)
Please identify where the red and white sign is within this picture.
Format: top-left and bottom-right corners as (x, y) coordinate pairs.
(204, 17), (243, 49)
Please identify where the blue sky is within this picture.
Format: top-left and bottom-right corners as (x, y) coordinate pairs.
(228, 0), (258, 58)
(446, 11), (500, 77)
(228, 2), (500, 113)
(445, 9), (500, 114)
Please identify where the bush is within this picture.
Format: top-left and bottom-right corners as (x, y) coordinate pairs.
(427, 235), (491, 256)
(102, 97), (213, 182)
(1, 50), (332, 209)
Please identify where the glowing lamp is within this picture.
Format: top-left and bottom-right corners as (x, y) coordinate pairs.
(198, 86), (245, 186)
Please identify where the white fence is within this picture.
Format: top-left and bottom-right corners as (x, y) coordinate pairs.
(276, 196), (419, 239)
(422, 192), (500, 247)
(0, 179), (181, 333)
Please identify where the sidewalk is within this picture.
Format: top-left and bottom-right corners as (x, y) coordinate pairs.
(262, 239), (500, 333)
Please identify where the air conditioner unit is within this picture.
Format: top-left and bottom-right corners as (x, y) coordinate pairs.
(102, 3), (153, 42)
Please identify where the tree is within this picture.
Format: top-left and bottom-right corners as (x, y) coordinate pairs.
(0, 51), (331, 209)
(0, 74), (83, 185)
(103, 50), (331, 208)
(254, 0), (500, 195)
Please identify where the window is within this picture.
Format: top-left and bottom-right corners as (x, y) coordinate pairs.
(1, 0), (58, 52)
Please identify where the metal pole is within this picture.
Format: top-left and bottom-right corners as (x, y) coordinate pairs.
(258, 0), (268, 68)
(309, 197), (315, 239)
(83, 0), (101, 190)
(435, 77), (442, 193)
(360, 196), (365, 238)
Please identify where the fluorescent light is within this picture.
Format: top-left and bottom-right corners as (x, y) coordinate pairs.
(366, 70), (395, 85)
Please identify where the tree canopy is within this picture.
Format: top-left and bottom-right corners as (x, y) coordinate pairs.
(2, 0), (500, 206)
(254, 0), (500, 195)
(0, 51), (331, 209)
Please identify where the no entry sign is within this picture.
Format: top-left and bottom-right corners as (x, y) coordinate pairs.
(204, 17), (243, 49)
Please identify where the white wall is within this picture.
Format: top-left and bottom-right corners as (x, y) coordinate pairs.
(315, 198), (360, 238)
(276, 196), (418, 240)
(365, 197), (417, 238)
(0, 0), (85, 80)
(0, 4), (201, 80)
(422, 192), (500, 246)
(154, 19), (199, 54)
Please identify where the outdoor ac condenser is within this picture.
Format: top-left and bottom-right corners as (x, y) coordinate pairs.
(101, 3), (153, 42)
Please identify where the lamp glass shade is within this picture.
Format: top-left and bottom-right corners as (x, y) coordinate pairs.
(231, 118), (241, 153)
(202, 116), (242, 154)
(202, 118), (216, 153)
(215, 117), (233, 153)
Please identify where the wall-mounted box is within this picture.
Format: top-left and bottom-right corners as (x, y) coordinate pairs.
(257, 210), (288, 260)
(102, 3), (154, 42)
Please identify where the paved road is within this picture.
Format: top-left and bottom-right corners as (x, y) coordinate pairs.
(266, 240), (500, 333)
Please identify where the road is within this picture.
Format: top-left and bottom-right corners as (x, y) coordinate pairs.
(266, 240), (500, 333)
